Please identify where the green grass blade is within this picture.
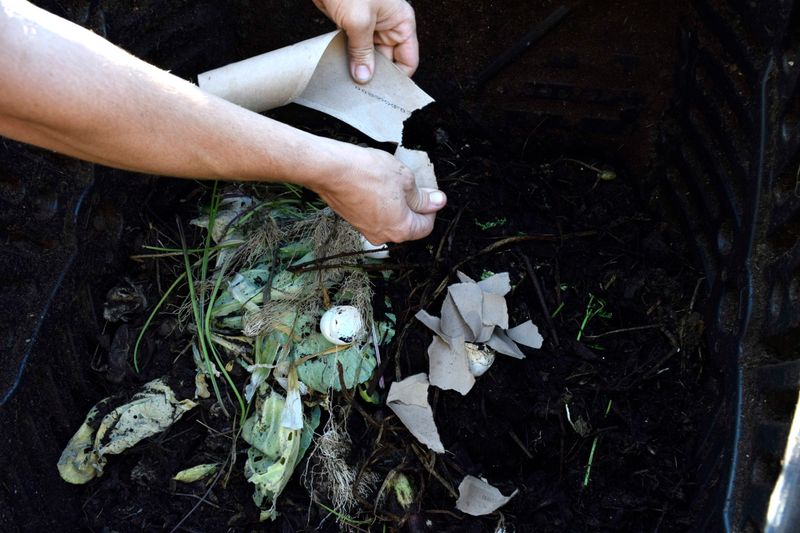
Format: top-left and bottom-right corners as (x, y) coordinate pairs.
(133, 271), (187, 373)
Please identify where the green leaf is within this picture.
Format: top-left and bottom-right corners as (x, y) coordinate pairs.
(294, 332), (376, 392)
(242, 390), (321, 520)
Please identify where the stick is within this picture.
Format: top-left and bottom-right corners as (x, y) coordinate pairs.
(509, 430), (534, 459)
(581, 324), (663, 340)
(411, 444), (459, 499)
(472, 5), (572, 90)
(518, 251), (560, 348)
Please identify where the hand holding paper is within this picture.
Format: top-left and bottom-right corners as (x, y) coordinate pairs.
(307, 143), (445, 244)
(312, 0), (419, 82)
(198, 27), (445, 244)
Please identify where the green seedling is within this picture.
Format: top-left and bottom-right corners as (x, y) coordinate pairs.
(142, 242), (241, 254)
(358, 384), (380, 405)
(583, 399), (613, 488)
(583, 436), (599, 488)
(133, 271), (186, 373)
(316, 501), (374, 527)
(180, 182), (247, 425)
(480, 269), (497, 280)
(576, 293), (612, 341)
(474, 216), (507, 231)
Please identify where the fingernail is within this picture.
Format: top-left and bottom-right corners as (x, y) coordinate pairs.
(429, 190), (446, 207)
(354, 64), (371, 82)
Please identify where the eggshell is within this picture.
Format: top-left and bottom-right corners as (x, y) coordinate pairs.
(465, 343), (495, 377)
(320, 306), (363, 345)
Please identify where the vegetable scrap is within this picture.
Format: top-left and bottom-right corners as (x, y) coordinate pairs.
(58, 378), (196, 484)
(58, 187), (397, 520)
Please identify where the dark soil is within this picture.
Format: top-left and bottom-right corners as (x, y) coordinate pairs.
(0, 1), (722, 532)
(32, 100), (715, 532)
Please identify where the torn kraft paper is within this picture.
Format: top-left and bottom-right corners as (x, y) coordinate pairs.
(387, 373), (444, 453)
(198, 31), (433, 144)
(455, 475), (518, 516)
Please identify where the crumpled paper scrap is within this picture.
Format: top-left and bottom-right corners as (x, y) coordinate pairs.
(395, 146), (438, 190)
(198, 31), (433, 144)
(386, 373), (444, 453)
(455, 475), (518, 516)
(415, 271), (543, 395)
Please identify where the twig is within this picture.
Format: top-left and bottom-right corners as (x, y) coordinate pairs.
(430, 231), (597, 303)
(169, 455), (229, 533)
(581, 324), (663, 340)
(508, 430), (534, 459)
(434, 205), (466, 264)
(336, 362), (380, 429)
(518, 251), (560, 348)
(171, 492), (223, 510)
(289, 262), (422, 273)
(425, 509), (465, 520)
(471, 5), (571, 90)
(411, 444), (458, 498)
(286, 246), (413, 272)
(689, 277), (706, 312)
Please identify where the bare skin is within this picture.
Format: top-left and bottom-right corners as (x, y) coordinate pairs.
(0, 0), (445, 244)
(314, 0), (419, 82)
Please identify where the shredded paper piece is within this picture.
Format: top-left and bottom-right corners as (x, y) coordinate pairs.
(455, 475), (518, 516)
(415, 271), (543, 394)
(394, 146), (439, 189)
(507, 320), (544, 349)
(428, 335), (474, 395)
(387, 374), (444, 453)
(198, 31), (433, 144)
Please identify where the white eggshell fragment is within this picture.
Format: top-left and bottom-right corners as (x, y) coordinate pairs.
(320, 306), (363, 345)
(465, 343), (495, 377)
(360, 234), (390, 259)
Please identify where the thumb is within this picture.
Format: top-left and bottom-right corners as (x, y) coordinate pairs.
(406, 187), (447, 214)
(344, 22), (377, 83)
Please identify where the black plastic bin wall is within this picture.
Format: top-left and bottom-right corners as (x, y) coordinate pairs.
(1, 1), (799, 531)
(664, 2), (800, 531)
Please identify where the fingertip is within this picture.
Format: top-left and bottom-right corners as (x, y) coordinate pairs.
(353, 63), (372, 83)
(410, 187), (446, 214)
(429, 190), (446, 209)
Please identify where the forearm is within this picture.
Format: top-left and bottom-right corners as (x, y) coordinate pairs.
(0, 0), (341, 187)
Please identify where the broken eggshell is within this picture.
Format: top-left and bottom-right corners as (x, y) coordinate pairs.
(360, 234), (389, 259)
(465, 343), (495, 377)
(319, 305), (363, 345)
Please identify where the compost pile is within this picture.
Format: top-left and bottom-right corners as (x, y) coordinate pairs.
(70, 106), (716, 532)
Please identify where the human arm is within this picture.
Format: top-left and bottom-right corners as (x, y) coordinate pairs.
(313, 0), (418, 83)
(0, 0), (444, 243)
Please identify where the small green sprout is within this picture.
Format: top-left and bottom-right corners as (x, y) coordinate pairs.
(583, 436), (599, 488)
(576, 293), (612, 341)
(480, 269), (496, 280)
(583, 399), (613, 488)
(474, 217), (507, 231)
